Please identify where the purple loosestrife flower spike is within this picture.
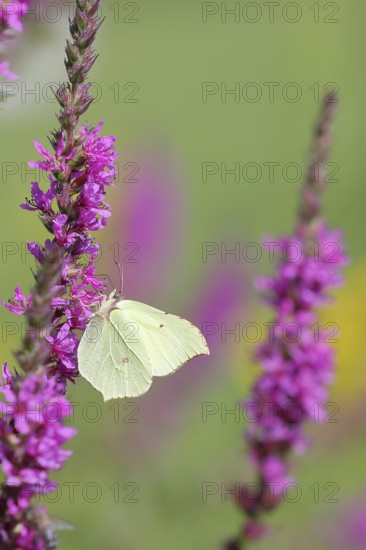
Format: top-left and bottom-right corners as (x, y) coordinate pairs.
(0, 0), (31, 32)
(224, 93), (348, 549)
(0, 1), (118, 548)
(0, 0), (33, 81)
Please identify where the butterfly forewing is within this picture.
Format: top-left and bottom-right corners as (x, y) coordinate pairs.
(113, 301), (209, 377)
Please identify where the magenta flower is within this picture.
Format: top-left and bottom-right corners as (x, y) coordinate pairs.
(0, 60), (18, 80)
(0, 0), (33, 82)
(1, 284), (31, 315)
(0, 364), (75, 549)
(0, 0), (31, 32)
(0, 365), (76, 484)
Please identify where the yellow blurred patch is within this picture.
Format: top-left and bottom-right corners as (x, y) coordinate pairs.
(321, 261), (366, 402)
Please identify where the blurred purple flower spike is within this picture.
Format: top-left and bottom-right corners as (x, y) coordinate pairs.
(192, 265), (246, 361)
(225, 93), (348, 548)
(0, 0), (31, 32)
(321, 491), (366, 549)
(117, 150), (184, 301)
(0, 0), (33, 81)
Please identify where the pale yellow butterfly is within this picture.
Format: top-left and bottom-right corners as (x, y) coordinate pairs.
(78, 289), (210, 401)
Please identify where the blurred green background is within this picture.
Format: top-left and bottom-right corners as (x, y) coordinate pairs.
(1, 0), (366, 548)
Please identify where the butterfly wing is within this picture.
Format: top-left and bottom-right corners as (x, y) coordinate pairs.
(112, 300), (210, 377)
(78, 313), (153, 400)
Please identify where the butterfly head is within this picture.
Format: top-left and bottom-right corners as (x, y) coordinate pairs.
(96, 290), (124, 319)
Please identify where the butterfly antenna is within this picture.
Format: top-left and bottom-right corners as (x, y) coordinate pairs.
(115, 260), (124, 294)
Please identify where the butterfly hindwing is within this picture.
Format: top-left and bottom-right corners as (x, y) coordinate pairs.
(78, 311), (153, 400)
